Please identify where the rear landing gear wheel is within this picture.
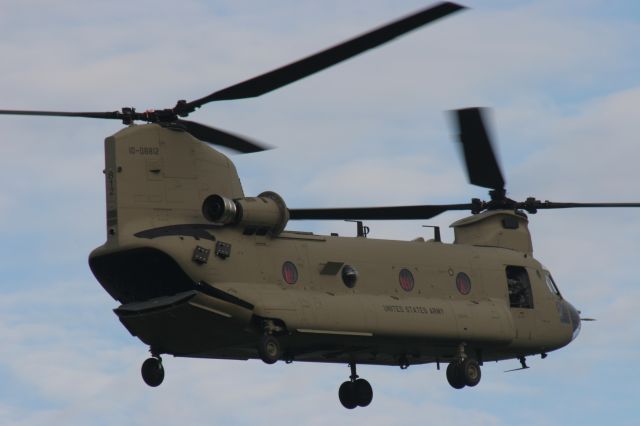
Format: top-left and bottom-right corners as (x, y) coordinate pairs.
(141, 357), (164, 387)
(257, 334), (281, 364)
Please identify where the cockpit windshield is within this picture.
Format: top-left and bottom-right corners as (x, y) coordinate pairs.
(544, 270), (561, 297)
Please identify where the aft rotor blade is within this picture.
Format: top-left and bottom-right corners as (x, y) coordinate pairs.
(452, 107), (506, 190)
(177, 119), (269, 153)
(289, 203), (472, 220)
(186, 2), (465, 108)
(0, 109), (122, 120)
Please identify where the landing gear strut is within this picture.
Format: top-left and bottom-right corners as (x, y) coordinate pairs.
(141, 355), (164, 387)
(339, 362), (373, 409)
(446, 345), (481, 389)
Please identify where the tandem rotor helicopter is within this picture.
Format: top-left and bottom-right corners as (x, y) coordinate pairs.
(2, 2), (639, 409)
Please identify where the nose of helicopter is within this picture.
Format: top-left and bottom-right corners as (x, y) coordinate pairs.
(565, 301), (581, 341)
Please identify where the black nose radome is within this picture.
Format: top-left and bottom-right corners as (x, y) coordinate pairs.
(566, 302), (581, 340)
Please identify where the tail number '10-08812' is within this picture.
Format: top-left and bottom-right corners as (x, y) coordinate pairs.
(129, 146), (159, 155)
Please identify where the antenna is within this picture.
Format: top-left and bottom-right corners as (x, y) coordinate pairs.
(346, 220), (370, 238)
(422, 225), (441, 242)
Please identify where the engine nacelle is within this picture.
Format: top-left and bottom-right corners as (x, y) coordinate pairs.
(202, 191), (289, 236)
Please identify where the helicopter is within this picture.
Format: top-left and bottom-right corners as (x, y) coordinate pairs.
(2, 2), (639, 410)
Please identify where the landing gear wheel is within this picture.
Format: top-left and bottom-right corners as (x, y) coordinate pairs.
(354, 378), (373, 407)
(446, 361), (465, 389)
(141, 357), (164, 387)
(460, 358), (481, 387)
(257, 334), (281, 364)
(339, 381), (357, 409)
(338, 362), (373, 409)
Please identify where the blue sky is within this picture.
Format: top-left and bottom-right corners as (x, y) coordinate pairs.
(1, 1), (639, 425)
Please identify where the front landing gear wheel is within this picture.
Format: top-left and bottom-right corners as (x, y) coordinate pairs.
(353, 378), (373, 407)
(446, 361), (465, 389)
(141, 357), (164, 387)
(461, 358), (481, 387)
(446, 358), (482, 389)
(257, 334), (281, 364)
(339, 381), (357, 409)
(338, 362), (374, 409)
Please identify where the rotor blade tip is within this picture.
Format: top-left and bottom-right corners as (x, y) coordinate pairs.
(444, 2), (468, 11)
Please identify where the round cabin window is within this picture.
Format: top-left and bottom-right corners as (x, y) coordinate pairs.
(399, 268), (414, 292)
(341, 265), (358, 288)
(456, 272), (471, 295)
(282, 261), (298, 285)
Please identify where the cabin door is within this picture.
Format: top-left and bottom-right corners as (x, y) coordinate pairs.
(505, 265), (535, 342)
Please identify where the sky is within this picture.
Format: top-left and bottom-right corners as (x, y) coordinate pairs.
(1, 0), (639, 425)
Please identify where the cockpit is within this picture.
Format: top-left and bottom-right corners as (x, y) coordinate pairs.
(541, 267), (581, 340)
(543, 270), (562, 297)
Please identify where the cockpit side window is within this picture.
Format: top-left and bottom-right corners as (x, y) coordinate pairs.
(544, 271), (562, 297)
(506, 266), (534, 309)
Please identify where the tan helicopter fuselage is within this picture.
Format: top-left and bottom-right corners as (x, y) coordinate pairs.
(89, 124), (579, 367)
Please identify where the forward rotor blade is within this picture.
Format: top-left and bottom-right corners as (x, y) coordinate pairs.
(185, 2), (465, 108)
(177, 119), (269, 153)
(521, 200), (640, 211)
(452, 107), (505, 190)
(0, 109), (122, 120)
(289, 203), (472, 221)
